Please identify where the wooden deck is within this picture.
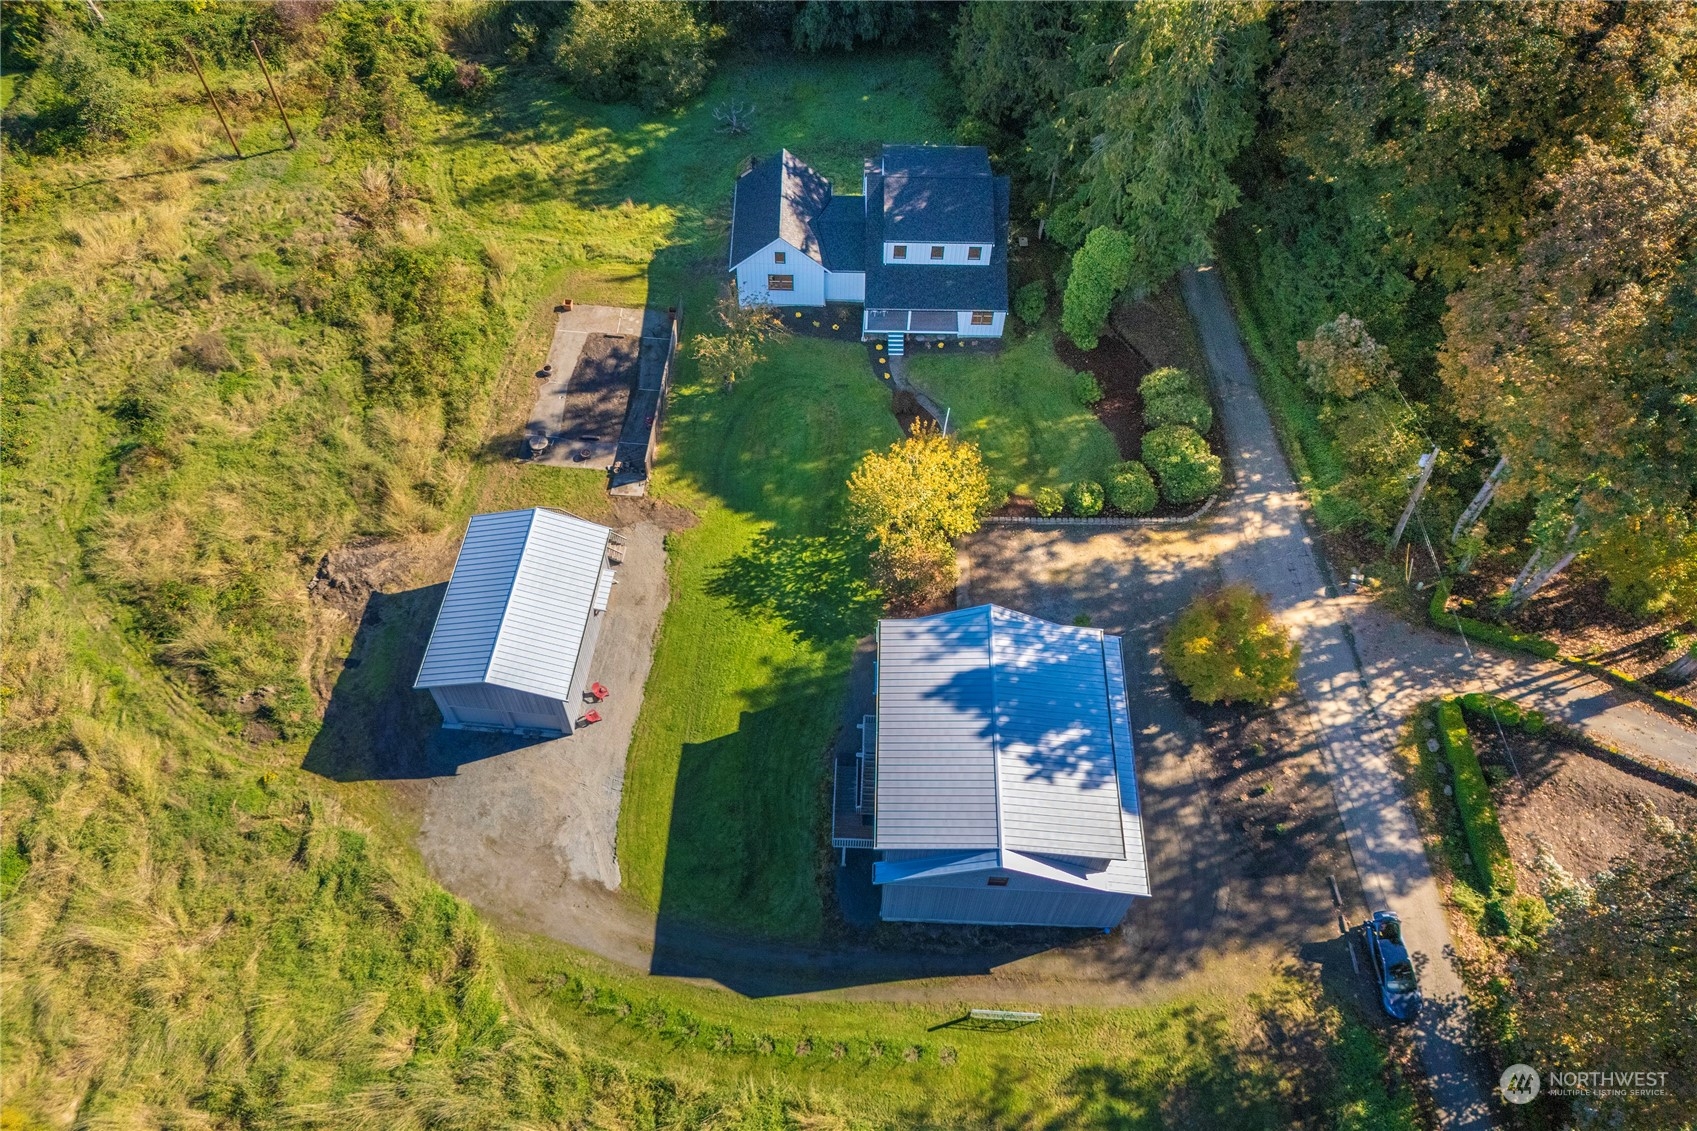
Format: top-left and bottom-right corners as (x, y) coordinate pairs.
(831, 715), (876, 848)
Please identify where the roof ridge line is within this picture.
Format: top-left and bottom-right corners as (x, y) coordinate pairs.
(987, 605), (1007, 852)
(482, 508), (538, 686)
(1098, 631), (1128, 861)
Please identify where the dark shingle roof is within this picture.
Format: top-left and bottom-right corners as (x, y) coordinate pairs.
(815, 194), (866, 272)
(729, 150), (835, 268)
(865, 175), (1010, 311)
(878, 145), (996, 244)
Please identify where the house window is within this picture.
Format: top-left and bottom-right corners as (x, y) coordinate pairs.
(967, 246), (983, 261)
(930, 245), (945, 260)
(892, 245), (907, 260)
(986, 876), (1009, 887)
(773, 251), (786, 264)
(768, 274), (794, 291)
(970, 311), (994, 326)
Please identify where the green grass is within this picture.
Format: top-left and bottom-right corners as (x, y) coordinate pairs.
(903, 334), (1122, 496)
(501, 933), (1417, 1130)
(2, 36), (1415, 1128)
(619, 337), (899, 937)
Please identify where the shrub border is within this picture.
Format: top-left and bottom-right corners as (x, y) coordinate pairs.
(1433, 699), (1516, 895)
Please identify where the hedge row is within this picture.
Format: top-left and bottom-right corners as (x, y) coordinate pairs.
(1427, 580), (1560, 660)
(1435, 699), (1516, 895)
(1456, 692), (1547, 735)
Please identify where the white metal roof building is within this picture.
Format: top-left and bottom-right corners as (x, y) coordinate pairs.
(413, 508), (617, 736)
(836, 605), (1150, 930)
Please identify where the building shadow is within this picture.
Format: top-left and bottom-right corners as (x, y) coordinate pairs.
(646, 690), (1081, 996)
(301, 583), (535, 782)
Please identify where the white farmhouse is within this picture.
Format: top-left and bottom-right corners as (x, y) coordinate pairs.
(728, 145), (1011, 347)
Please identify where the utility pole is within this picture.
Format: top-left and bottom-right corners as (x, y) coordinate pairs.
(1389, 447), (1440, 552)
(185, 42), (241, 158)
(1451, 455), (1508, 543)
(250, 38), (297, 148)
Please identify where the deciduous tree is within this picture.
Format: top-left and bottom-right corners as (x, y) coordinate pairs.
(1440, 87), (1697, 614)
(1511, 815), (1697, 1129)
(689, 296), (786, 393)
(847, 425), (992, 605)
(1163, 584), (1299, 705)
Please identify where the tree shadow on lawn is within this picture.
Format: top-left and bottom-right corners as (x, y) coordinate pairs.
(302, 584), (535, 782)
(704, 530), (882, 647)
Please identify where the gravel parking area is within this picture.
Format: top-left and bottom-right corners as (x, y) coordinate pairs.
(417, 522), (668, 904)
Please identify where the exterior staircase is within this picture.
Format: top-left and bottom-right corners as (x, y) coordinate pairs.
(886, 333), (905, 357)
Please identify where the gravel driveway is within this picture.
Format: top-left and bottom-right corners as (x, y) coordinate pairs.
(417, 522), (668, 905)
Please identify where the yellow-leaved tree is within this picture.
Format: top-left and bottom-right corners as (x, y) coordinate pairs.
(847, 424), (992, 608)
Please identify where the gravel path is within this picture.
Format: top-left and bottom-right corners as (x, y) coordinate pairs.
(1180, 264), (1499, 1130)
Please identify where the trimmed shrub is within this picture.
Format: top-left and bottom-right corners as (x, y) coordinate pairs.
(1163, 584), (1300, 705)
(1141, 425), (1222, 505)
(1033, 486), (1065, 517)
(1061, 227), (1132, 350)
(1014, 279), (1047, 326)
(1140, 367), (1213, 433)
(1105, 461), (1157, 515)
(1074, 372), (1102, 407)
(1435, 699), (1516, 895)
(1066, 480), (1104, 517)
(1145, 388), (1213, 434)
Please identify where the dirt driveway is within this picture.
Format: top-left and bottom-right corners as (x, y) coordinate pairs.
(416, 521), (668, 902)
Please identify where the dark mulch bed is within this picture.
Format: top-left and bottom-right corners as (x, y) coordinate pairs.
(776, 303), (863, 341)
(890, 388), (936, 435)
(559, 334), (637, 441)
(1450, 557), (1691, 678)
(1053, 331), (1151, 460)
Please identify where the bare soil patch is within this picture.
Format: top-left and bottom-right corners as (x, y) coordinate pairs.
(1467, 721), (1697, 889)
(559, 333), (637, 446)
(1196, 702), (1363, 906)
(1112, 280), (1213, 376)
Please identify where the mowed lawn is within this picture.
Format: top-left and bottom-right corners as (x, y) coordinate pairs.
(904, 333), (1121, 496)
(619, 337), (901, 937)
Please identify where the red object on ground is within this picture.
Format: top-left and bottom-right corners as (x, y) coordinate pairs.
(578, 710), (601, 726)
(589, 681), (610, 701)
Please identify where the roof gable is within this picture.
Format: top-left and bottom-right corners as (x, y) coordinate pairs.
(415, 508), (613, 701)
(729, 150), (838, 268)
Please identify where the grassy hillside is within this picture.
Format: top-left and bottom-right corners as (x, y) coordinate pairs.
(2, 17), (1413, 1127)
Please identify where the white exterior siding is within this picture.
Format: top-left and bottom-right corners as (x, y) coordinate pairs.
(956, 310), (1006, 338)
(734, 238), (825, 306)
(430, 683), (570, 735)
(823, 270), (866, 302)
(883, 241), (993, 266)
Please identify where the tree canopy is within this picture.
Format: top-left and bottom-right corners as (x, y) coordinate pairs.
(846, 425), (992, 607)
(1163, 584), (1300, 705)
(1439, 88), (1697, 612)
